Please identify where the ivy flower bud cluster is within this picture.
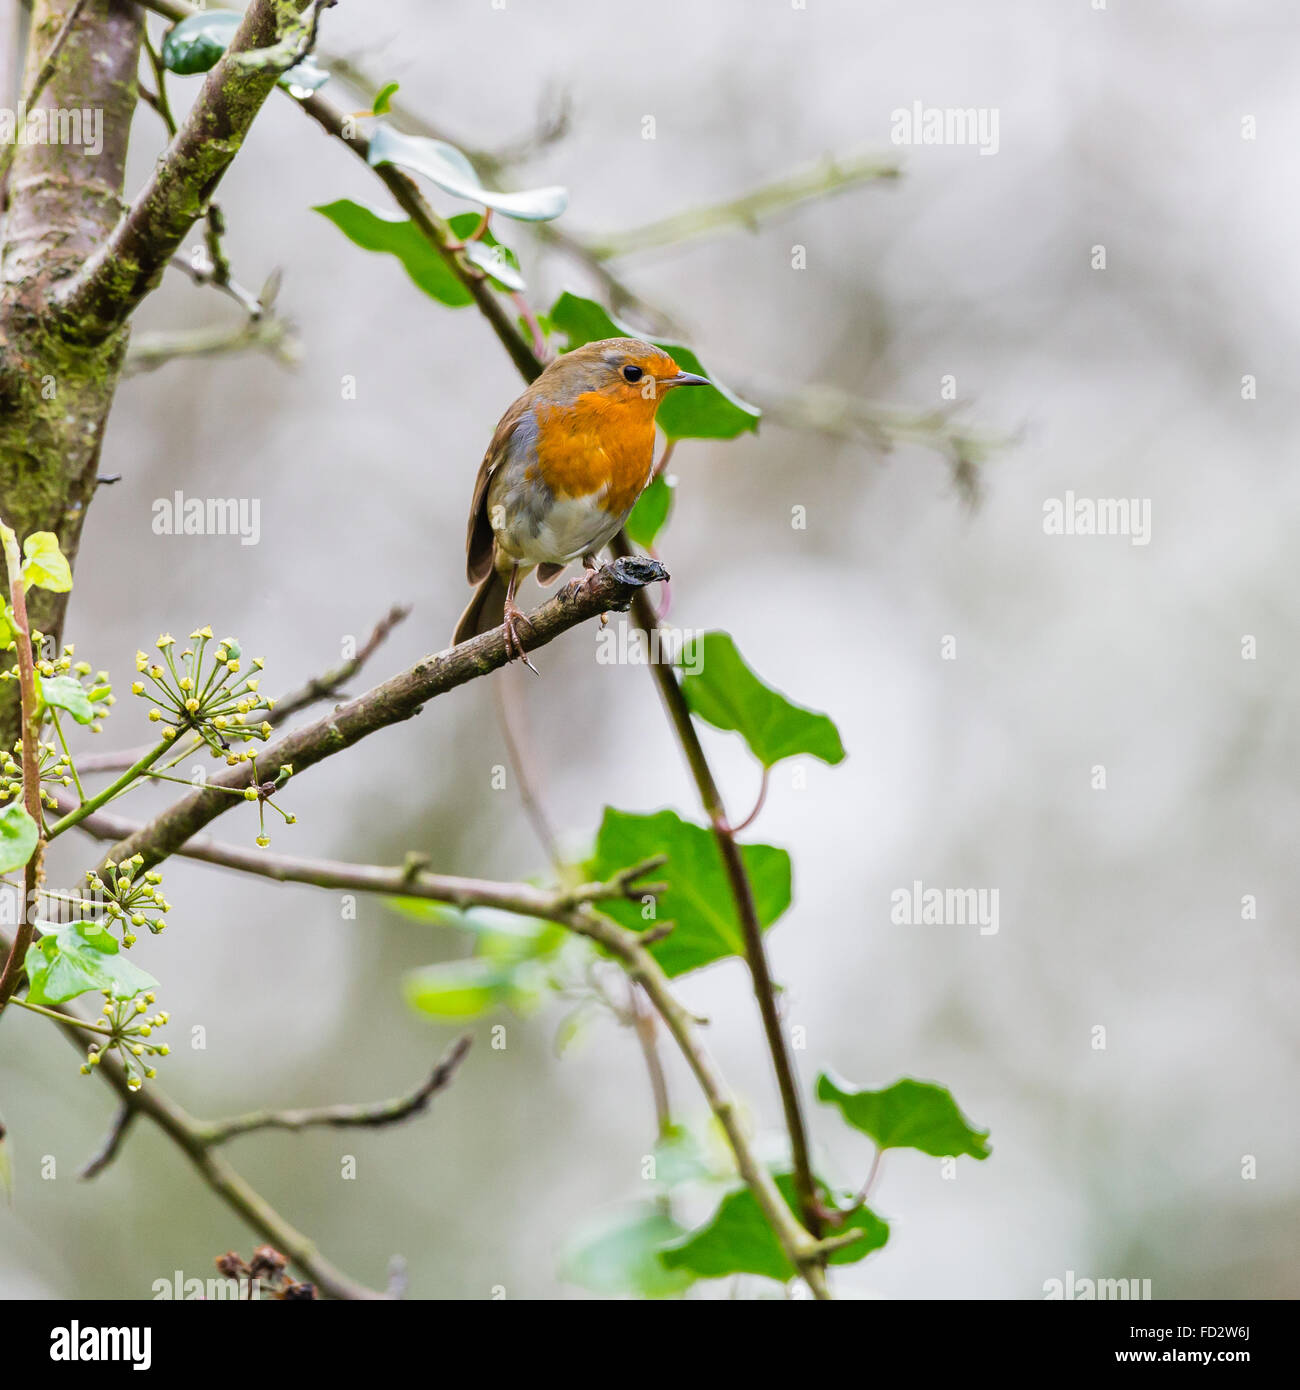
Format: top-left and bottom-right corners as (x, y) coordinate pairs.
(0, 738), (73, 809)
(133, 627), (274, 755)
(80, 991), (171, 1091)
(84, 854), (171, 948)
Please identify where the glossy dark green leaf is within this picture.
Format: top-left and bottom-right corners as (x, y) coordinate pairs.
(585, 807), (790, 977)
(661, 1173), (889, 1282)
(816, 1073), (991, 1159)
(24, 921), (158, 1007)
(549, 291), (760, 441)
(38, 674), (94, 725)
(160, 12), (238, 74)
(680, 632), (846, 769)
(0, 802), (37, 874)
(624, 473), (673, 547)
(161, 12), (329, 93)
(559, 1204), (694, 1298)
(366, 124), (567, 221)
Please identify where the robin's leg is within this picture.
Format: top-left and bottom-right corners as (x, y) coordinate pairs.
(560, 552), (603, 604)
(501, 564), (539, 675)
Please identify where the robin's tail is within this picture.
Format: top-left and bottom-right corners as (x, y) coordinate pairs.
(452, 570), (507, 646)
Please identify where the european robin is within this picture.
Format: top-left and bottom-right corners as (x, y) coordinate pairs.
(452, 337), (708, 667)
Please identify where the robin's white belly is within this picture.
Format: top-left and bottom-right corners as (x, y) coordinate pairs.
(496, 490), (622, 566)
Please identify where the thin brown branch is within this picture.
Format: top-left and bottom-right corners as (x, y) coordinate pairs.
(58, 800), (666, 927)
(198, 1035), (471, 1145)
(611, 533), (824, 1242)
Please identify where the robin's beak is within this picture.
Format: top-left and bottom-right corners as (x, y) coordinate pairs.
(663, 371), (710, 389)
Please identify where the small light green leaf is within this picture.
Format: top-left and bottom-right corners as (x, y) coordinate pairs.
(160, 11), (239, 74)
(680, 631), (845, 769)
(37, 673), (94, 725)
(549, 291), (761, 441)
(366, 124), (567, 222)
(402, 957), (515, 1020)
(624, 473), (673, 548)
(21, 532), (72, 593)
(584, 807), (790, 977)
(0, 606), (14, 648)
(661, 1173), (889, 1282)
(0, 802), (38, 874)
(559, 1204), (694, 1298)
(652, 1124), (714, 1187)
(24, 921), (158, 1007)
(816, 1073), (992, 1159)
(372, 81), (400, 115)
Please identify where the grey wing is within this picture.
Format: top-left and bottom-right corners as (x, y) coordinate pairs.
(465, 399), (534, 584)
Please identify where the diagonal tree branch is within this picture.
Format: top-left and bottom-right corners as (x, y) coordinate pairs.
(59, 799), (668, 927)
(84, 558), (665, 869)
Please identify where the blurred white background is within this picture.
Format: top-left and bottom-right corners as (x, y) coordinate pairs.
(2, 0), (1296, 1298)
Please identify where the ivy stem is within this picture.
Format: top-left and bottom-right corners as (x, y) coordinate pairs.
(8, 995), (111, 1033)
(49, 706), (86, 802)
(45, 739), (174, 840)
(0, 521), (47, 1011)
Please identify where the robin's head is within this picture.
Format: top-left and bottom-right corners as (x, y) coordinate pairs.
(543, 337), (709, 412)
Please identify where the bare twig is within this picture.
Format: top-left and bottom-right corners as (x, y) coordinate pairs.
(125, 313), (301, 375)
(79, 1105), (137, 1179)
(198, 1035), (471, 1145)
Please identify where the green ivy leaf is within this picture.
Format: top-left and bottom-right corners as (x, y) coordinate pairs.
(661, 1173), (889, 1283)
(624, 473), (673, 548)
(549, 291), (761, 441)
(372, 81), (400, 116)
(0, 803), (37, 874)
(160, 11), (239, 74)
(23, 921), (158, 1007)
(680, 632), (846, 769)
(559, 1204), (694, 1298)
(314, 203), (523, 304)
(585, 808), (790, 977)
(37, 673), (94, 725)
(816, 1073), (991, 1159)
(161, 12), (329, 93)
(366, 124), (567, 222)
(21, 532), (72, 593)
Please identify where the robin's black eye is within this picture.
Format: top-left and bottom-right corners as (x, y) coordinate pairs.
(622, 364), (643, 383)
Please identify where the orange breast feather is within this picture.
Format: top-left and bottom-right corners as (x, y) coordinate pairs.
(532, 393), (657, 517)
